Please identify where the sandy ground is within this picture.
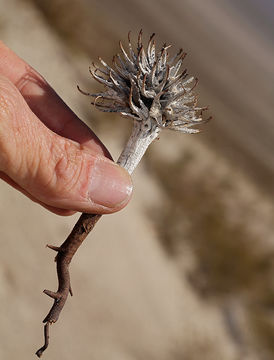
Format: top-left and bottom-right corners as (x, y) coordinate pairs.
(0, 1), (273, 359)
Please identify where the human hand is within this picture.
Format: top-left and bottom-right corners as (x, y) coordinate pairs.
(0, 41), (132, 216)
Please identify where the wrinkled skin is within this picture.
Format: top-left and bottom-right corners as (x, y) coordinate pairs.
(0, 41), (132, 216)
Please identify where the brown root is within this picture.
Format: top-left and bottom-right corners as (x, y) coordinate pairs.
(35, 213), (101, 357)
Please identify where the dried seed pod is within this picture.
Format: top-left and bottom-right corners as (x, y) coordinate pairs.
(80, 30), (208, 135)
(79, 30), (209, 173)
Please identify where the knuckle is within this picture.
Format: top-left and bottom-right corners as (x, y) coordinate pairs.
(49, 139), (87, 196)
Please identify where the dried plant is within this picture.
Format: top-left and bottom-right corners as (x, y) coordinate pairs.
(36, 30), (209, 357)
(80, 30), (208, 173)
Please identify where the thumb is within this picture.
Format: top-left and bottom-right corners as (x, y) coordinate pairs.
(0, 76), (132, 214)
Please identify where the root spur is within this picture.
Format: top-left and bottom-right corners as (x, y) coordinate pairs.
(35, 213), (101, 357)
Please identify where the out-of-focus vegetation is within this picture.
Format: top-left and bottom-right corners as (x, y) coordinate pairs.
(148, 152), (271, 295)
(148, 149), (274, 358)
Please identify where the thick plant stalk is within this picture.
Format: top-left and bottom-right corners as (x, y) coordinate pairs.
(117, 121), (160, 173)
(36, 30), (208, 357)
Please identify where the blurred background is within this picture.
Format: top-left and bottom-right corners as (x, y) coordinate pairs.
(0, 0), (274, 359)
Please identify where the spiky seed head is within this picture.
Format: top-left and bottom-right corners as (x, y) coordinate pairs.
(79, 30), (208, 134)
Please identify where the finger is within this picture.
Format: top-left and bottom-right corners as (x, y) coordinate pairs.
(0, 41), (111, 158)
(0, 76), (132, 214)
(0, 171), (76, 216)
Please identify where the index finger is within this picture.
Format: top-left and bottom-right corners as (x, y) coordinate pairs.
(0, 41), (111, 159)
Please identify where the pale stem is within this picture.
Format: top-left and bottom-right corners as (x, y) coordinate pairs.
(117, 119), (160, 174)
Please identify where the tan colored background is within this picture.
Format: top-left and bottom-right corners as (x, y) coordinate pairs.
(0, 0), (274, 359)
